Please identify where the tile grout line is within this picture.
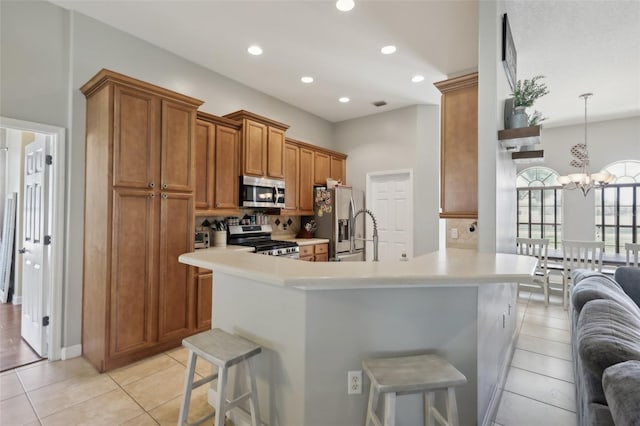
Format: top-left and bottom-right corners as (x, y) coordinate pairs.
(513, 346), (572, 363)
(508, 363), (575, 385)
(29, 373), (121, 422)
(500, 389), (577, 414)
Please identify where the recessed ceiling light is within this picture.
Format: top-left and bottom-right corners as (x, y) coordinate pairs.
(336, 0), (355, 12)
(247, 45), (263, 56)
(339, 97), (350, 103)
(301, 76), (314, 84)
(411, 75), (425, 83)
(381, 45), (397, 55)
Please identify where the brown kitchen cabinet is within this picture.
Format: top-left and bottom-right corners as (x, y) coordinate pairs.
(283, 138), (346, 216)
(314, 149), (347, 186)
(283, 141), (299, 211)
(314, 151), (330, 185)
(299, 147), (315, 214)
(330, 155), (346, 184)
(193, 269), (213, 331)
(224, 110), (289, 179)
(194, 112), (241, 214)
(434, 72), (478, 219)
(299, 242), (329, 262)
(81, 69), (203, 372)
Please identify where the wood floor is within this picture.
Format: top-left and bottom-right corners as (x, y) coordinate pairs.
(0, 303), (43, 372)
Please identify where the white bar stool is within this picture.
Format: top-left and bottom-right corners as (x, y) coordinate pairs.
(178, 328), (262, 426)
(362, 353), (467, 426)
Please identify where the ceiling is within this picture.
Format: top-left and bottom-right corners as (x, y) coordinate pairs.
(51, 0), (639, 126)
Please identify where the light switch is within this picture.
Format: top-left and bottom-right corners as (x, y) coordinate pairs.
(451, 228), (459, 239)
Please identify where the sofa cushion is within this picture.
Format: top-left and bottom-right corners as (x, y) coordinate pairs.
(577, 299), (640, 378)
(571, 272), (640, 320)
(602, 360), (640, 426)
(615, 266), (640, 308)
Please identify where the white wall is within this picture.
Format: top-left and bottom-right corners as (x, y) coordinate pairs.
(517, 116), (640, 241)
(478, 0), (518, 254)
(333, 105), (441, 256)
(0, 128), (6, 236)
(1, 1), (335, 348)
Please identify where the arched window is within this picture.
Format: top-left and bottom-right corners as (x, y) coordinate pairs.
(595, 160), (640, 254)
(517, 167), (563, 249)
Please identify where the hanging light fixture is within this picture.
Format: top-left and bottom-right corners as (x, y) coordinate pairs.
(557, 93), (615, 196)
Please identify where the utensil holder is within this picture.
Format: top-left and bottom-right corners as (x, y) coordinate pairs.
(214, 231), (227, 247)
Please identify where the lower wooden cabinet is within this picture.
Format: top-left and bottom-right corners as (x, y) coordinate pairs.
(194, 269), (213, 331)
(299, 243), (329, 262)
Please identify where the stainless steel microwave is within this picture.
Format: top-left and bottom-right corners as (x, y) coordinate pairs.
(239, 176), (286, 208)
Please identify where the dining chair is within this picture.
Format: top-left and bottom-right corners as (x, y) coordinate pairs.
(516, 238), (550, 306)
(626, 243), (640, 267)
(561, 240), (605, 309)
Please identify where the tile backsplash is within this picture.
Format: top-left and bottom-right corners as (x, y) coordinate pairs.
(195, 212), (300, 237)
(446, 218), (478, 249)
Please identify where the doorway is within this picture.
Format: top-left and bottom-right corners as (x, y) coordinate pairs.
(0, 117), (65, 369)
(365, 170), (414, 261)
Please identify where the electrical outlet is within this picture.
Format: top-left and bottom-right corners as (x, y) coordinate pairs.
(348, 370), (362, 394)
(451, 228), (459, 239)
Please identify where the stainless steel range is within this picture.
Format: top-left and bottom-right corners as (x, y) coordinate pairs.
(228, 224), (299, 259)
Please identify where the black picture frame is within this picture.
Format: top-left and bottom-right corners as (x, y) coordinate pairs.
(502, 13), (517, 92)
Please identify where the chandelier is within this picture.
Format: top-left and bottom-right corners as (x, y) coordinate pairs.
(557, 93), (615, 196)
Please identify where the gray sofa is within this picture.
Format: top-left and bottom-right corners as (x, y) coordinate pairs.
(570, 267), (640, 426)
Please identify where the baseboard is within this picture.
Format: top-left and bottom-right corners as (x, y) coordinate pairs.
(61, 344), (82, 360)
(481, 328), (519, 426)
(12, 296), (22, 304)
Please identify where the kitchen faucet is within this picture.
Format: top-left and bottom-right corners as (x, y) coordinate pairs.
(351, 209), (379, 262)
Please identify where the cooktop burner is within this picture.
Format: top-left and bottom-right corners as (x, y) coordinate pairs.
(227, 224), (299, 257)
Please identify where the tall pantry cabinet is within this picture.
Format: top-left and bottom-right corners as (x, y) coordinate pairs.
(81, 69), (203, 372)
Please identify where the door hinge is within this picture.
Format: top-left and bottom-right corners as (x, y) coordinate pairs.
(44, 235), (52, 245)
(43, 316), (50, 327)
(46, 155), (53, 165)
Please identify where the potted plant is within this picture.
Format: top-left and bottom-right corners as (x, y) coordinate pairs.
(509, 75), (549, 128)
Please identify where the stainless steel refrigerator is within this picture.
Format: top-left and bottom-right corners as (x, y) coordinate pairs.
(314, 187), (365, 261)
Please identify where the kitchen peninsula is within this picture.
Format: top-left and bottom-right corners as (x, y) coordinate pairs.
(178, 249), (537, 426)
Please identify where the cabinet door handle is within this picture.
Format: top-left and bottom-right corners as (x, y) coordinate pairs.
(149, 193), (155, 198)
(162, 183), (168, 189)
(161, 193), (168, 199)
(149, 182), (155, 188)
(18, 247), (27, 254)
(216, 202), (221, 207)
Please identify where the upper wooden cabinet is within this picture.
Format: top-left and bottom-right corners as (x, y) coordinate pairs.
(284, 138), (346, 216)
(314, 151), (330, 185)
(314, 150), (347, 186)
(283, 141), (299, 211)
(298, 147), (315, 214)
(81, 69), (203, 372)
(330, 155), (346, 184)
(434, 72), (478, 219)
(194, 112), (241, 214)
(224, 110), (289, 179)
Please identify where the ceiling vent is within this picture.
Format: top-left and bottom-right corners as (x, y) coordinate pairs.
(372, 101), (387, 107)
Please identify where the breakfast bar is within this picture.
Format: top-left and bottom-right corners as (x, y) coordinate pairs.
(178, 249), (537, 426)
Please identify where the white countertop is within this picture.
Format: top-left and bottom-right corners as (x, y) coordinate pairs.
(178, 248), (537, 290)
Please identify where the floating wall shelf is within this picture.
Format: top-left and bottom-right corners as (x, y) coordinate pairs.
(498, 125), (541, 150)
(511, 149), (544, 164)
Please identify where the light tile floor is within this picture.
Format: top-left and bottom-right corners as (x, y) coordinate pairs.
(494, 289), (577, 426)
(1, 290), (576, 426)
(0, 347), (219, 426)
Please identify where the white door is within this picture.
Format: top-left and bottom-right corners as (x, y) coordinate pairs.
(366, 171), (413, 261)
(20, 138), (50, 357)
